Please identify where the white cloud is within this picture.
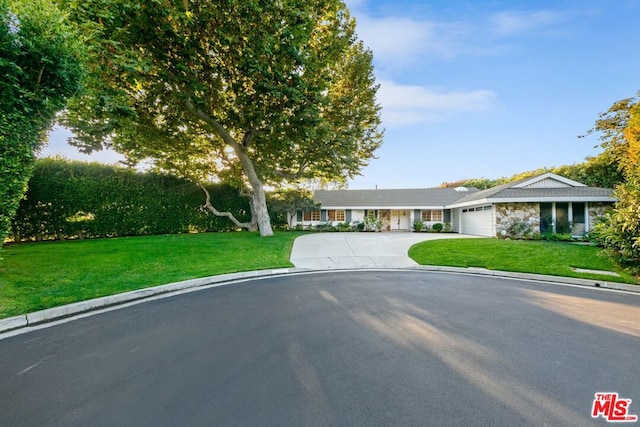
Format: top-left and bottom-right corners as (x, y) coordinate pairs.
(355, 15), (463, 66)
(490, 10), (564, 37)
(350, 4), (570, 67)
(377, 80), (498, 127)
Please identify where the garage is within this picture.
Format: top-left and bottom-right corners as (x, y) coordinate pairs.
(460, 205), (493, 236)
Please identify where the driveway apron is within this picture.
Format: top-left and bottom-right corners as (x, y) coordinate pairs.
(290, 232), (479, 269)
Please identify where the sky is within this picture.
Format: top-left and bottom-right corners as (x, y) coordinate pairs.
(41, 0), (640, 189)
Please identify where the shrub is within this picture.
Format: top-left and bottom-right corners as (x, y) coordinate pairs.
(432, 223), (443, 232)
(555, 218), (572, 235)
(314, 223), (336, 232)
(413, 219), (424, 232)
(591, 179), (640, 274)
(363, 216), (383, 232)
(543, 232), (573, 242)
(335, 222), (352, 232)
(502, 218), (534, 240)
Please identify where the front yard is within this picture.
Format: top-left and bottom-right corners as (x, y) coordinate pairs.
(0, 232), (304, 319)
(1, 233), (637, 320)
(409, 238), (638, 284)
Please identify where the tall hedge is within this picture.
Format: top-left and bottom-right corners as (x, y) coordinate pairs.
(0, 0), (82, 244)
(10, 158), (251, 241)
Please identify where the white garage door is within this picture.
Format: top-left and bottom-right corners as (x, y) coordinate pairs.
(461, 206), (493, 236)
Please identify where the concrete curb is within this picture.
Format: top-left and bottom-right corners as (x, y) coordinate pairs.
(411, 265), (640, 293)
(1, 266), (637, 335)
(0, 268), (306, 335)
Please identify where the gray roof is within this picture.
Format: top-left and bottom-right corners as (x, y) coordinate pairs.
(314, 187), (478, 208)
(313, 174), (616, 210)
(451, 184), (614, 205)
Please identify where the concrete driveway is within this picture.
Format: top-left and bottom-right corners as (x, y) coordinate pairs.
(290, 232), (481, 269)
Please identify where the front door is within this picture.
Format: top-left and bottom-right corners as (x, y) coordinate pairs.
(390, 210), (409, 230)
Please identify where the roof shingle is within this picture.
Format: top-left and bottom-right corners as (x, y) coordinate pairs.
(314, 188), (477, 208)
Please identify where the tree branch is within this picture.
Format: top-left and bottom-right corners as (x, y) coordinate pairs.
(180, 94), (243, 152)
(199, 183), (255, 230)
(272, 161), (308, 180)
(242, 129), (257, 148)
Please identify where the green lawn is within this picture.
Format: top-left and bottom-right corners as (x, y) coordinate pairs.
(0, 232), (304, 319)
(409, 238), (637, 284)
(2, 233), (637, 320)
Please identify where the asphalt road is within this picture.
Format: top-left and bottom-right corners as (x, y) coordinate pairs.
(1, 271), (639, 426)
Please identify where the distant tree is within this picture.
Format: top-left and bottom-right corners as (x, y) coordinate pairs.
(552, 156), (624, 188)
(439, 178), (497, 190)
(61, 0), (383, 236)
(0, 0), (82, 244)
(445, 158), (624, 192)
(268, 188), (319, 229)
(506, 160), (623, 188)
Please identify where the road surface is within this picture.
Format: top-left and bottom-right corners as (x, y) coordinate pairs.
(1, 271), (639, 426)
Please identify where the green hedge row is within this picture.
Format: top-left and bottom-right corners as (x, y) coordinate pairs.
(10, 158), (253, 241)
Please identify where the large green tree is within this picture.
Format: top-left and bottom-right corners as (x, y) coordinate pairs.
(589, 94), (640, 272)
(0, 0), (82, 245)
(62, 0), (383, 236)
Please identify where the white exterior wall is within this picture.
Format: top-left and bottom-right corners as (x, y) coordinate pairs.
(289, 208), (367, 228)
(291, 208), (452, 231)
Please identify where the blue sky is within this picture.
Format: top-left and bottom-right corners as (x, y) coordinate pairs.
(42, 0), (640, 188)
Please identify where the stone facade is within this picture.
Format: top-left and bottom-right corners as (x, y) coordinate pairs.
(588, 202), (613, 231)
(495, 203), (540, 237)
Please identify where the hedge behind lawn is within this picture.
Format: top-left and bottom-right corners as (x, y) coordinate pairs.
(10, 158), (253, 241)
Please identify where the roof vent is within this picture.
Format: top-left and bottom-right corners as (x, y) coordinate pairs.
(454, 186), (469, 192)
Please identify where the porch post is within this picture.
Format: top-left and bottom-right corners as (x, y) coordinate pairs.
(568, 203), (573, 225)
(585, 202), (590, 232)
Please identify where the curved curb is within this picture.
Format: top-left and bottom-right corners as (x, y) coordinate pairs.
(1, 266), (637, 336)
(409, 265), (640, 293)
(0, 268), (308, 335)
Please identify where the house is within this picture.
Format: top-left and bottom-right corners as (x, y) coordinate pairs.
(291, 173), (616, 237)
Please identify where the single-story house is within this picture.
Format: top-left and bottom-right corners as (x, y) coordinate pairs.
(291, 173), (616, 237)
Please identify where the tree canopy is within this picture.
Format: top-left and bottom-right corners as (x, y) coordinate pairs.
(440, 153), (624, 190)
(589, 93), (640, 272)
(62, 0), (383, 236)
(0, 0), (82, 244)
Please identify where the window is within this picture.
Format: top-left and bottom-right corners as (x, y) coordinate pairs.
(327, 210), (345, 222)
(303, 210), (321, 221)
(540, 202), (586, 235)
(572, 202), (585, 223)
(540, 203), (553, 233)
(422, 209), (443, 222)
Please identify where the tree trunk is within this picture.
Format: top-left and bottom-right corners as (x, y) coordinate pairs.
(248, 183), (273, 237)
(235, 145), (274, 237)
(182, 101), (274, 236)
